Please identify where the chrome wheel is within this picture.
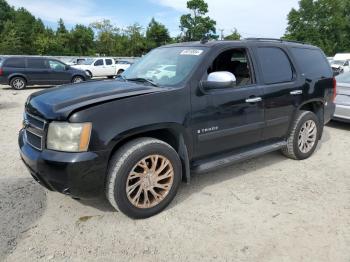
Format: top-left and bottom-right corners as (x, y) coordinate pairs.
(298, 120), (317, 153)
(126, 155), (174, 209)
(13, 78), (25, 89)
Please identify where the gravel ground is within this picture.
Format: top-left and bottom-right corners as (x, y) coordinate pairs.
(0, 85), (349, 262)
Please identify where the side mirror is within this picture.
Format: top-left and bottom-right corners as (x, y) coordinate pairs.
(65, 65), (70, 70)
(200, 71), (236, 92)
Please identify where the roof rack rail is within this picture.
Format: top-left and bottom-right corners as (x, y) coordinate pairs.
(244, 38), (306, 45)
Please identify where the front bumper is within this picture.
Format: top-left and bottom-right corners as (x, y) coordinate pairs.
(19, 129), (110, 199)
(333, 104), (350, 123)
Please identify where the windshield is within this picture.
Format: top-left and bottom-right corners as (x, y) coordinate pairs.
(83, 58), (95, 65)
(336, 72), (350, 83)
(332, 60), (345, 66)
(122, 47), (206, 86)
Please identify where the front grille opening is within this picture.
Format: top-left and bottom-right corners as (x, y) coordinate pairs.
(26, 130), (42, 150)
(27, 114), (45, 129)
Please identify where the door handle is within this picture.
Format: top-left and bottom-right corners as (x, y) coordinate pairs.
(290, 90), (303, 95)
(245, 97), (262, 103)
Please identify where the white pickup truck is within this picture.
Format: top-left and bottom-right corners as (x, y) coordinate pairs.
(72, 58), (131, 78)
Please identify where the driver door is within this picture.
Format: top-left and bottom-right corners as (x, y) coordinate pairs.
(47, 59), (71, 84)
(191, 47), (265, 159)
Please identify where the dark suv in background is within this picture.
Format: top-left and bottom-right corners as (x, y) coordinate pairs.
(0, 56), (90, 90)
(19, 39), (336, 218)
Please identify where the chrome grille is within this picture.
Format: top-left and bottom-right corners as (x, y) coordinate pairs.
(23, 113), (47, 151)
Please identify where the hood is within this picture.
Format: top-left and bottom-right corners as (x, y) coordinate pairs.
(26, 80), (163, 120)
(72, 65), (89, 69)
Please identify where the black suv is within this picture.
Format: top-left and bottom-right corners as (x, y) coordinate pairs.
(19, 39), (336, 218)
(0, 56), (90, 90)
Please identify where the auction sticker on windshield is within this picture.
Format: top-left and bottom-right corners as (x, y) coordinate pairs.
(180, 49), (203, 56)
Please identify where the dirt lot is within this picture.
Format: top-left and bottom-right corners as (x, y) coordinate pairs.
(0, 85), (349, 262)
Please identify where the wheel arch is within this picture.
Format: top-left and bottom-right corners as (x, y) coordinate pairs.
(8, 73), (28, 84)
(288, 99), (325, 139)
(108, 124), (192, 183)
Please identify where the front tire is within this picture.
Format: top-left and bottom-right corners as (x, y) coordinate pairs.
(282, 111), (320, 160)
(106, 138), (182, 219)
(10, 77), (26, 90)
(72, 76), (84, 83)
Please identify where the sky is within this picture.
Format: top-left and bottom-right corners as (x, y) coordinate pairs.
(6, 0), (300, 38)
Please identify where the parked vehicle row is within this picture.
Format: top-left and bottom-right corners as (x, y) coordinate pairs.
(0, 56), (90, 90)
(19, 38), (336, 218)
(0, 56), (135, 89)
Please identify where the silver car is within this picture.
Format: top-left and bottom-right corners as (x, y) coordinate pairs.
(333, 72), (350, 122)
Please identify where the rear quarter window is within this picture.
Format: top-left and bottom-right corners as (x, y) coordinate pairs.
(290, 48), (332, 78)
(257, 47), (294, 84)
(3, 57), (26, 68)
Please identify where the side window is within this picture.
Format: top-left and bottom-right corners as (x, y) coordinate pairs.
(290, 48), (332, 78)
(94, 59), (104, 66)
(207, 48), (253, 87)
(105, 59), (113, 65)
(344, 61), (349, 66)
(27, 58), (48, 69)
(48, 60), (66, 70)
(257, 47), (293, 84)
(3, 57), (25, 68)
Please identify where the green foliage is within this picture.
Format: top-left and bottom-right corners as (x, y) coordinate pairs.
(180, 0), (217, 41)
(284, 0), (350, 55)
(0, 0), (219, 56)
(224, 29), (241, 40)
(146, 18), (171, 49)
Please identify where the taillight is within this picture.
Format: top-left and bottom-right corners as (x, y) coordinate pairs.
(332, 77), (337, 102)
(0, 68), (3, 76)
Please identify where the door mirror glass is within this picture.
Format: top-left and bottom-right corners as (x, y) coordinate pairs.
(200, 71), (236, 91)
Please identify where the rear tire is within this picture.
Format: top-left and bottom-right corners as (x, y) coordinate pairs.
(10, 77), (26, 90)
(106, 138), (182, 219)
(107, 76), (114, 79)
(282, 110), (320, 160)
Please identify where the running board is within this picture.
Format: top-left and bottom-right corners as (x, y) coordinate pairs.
(191, 141), (287, 174)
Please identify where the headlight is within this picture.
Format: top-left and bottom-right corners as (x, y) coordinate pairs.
(47, 122), (92, 152)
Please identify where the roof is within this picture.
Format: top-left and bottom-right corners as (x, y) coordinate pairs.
(163, 38), (317, 49)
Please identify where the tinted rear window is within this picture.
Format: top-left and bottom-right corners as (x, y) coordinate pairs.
(105, 59), (113, 65)
(257, 47), (294, 84)
(290, 48), (332, 78)
(27, 58), (48, 69)
(3, 57), (26, 68)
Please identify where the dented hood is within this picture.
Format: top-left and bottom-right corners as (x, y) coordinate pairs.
(26, 80), (163, 120)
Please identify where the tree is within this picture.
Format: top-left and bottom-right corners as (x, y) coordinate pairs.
(0, 0), (13, 33)
(91, 19), (117, 55)
(224, 28), (241, 40)
(180, 0), (217, 41)
(146, 18), (171, 49)
(284, 0), (349, 55)
(125, 23), (147, 56)
(68, 25), (95, 55)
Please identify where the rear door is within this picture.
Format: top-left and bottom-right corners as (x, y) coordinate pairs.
(105, 58), (116, 76)
(26, 58), (51, 84)
(253, 45), (301, 141)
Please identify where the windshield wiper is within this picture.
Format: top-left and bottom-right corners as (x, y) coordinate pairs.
(116, 74), (127, 81)
(125, 77), (159, 87)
